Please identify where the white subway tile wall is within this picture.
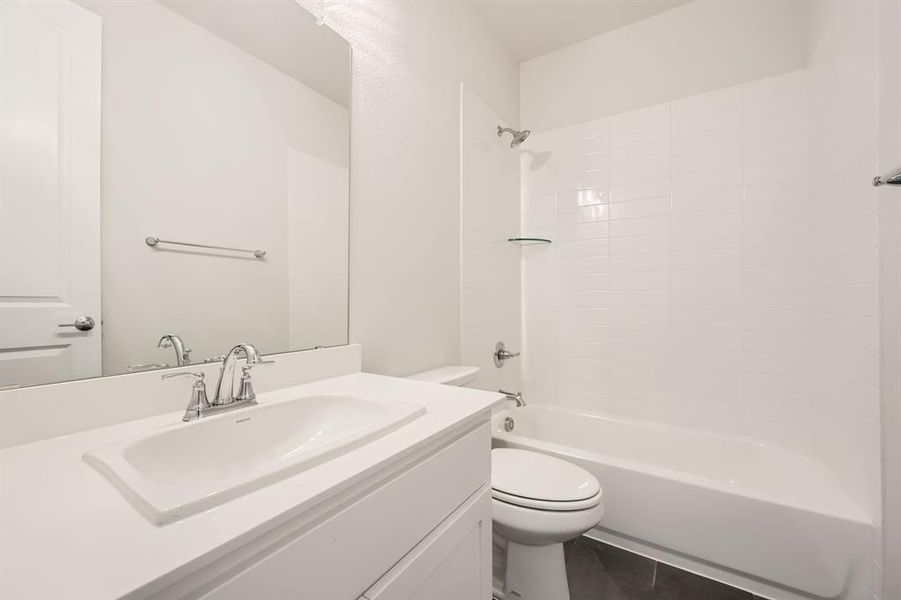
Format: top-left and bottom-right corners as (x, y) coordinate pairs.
(522, 67), (878, 498)
(808, 0), (882, 531)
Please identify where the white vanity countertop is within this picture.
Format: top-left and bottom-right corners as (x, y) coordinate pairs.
(0, 373), (503, 599)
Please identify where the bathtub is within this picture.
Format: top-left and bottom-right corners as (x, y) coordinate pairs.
(491, 406), (873, 599)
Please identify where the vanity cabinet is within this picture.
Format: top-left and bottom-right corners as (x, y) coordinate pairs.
(191, 420), (492, 600)
(359, 489), (492, 600)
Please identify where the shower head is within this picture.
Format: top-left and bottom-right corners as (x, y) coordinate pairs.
(497, 125), (531, 148)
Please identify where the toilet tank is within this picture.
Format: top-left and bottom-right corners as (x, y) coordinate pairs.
(406, 366), (480, 387)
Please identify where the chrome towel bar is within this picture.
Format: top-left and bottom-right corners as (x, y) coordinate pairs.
(145, 236), (266, 259)
(873, 166), (901, 187)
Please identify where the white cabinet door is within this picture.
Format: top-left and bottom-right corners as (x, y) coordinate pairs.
(192, 425), (490, 600)
(0, 0), (102, 388)
(360, 488), (493, 600)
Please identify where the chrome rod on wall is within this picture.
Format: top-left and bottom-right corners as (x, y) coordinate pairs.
(873, 166), (901, 187)
(145, 236), (266, 259)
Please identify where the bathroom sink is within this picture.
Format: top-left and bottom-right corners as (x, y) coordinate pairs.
(84, 394), (425, 524)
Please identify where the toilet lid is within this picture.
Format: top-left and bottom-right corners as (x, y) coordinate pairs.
(491, 448), (601, 505)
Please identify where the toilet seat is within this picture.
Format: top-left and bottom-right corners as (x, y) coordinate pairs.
(491, 448), (602, 512)
(492, 488), (602, 511)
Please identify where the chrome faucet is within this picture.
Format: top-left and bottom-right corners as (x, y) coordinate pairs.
(158, 334), (191, 366)
(499, 389), (526, 407)
(211, 343), (272, 406)
(162, 342), (273, 422)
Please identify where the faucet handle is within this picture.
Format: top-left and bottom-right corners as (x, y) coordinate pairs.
(162, 372), (211, 422)
(162, 371), (205, 383)
(235, 365), (257, 402)
(494, 341), (520, 367)
(233, 358), (273, 403)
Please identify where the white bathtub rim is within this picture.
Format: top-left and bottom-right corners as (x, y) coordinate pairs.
(492, 406), (871, 526)
(499, 403), (805, 455)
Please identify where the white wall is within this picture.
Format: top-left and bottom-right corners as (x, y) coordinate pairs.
(286, 149), (349, 350)
(460, 85), (521, 392)
(77, 0), (349, 373)
(297, 1), (520, 376)
(878, 0), (901, 597)
(520, 0), (812, 133)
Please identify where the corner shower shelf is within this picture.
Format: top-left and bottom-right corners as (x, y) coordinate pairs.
(508, 237), (552, 245)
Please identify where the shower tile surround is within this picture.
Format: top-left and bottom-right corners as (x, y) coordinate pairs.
(521, 69), (880, 515)
(523, 70), (813, 445)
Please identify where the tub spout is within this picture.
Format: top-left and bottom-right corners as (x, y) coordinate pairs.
(499, 389), (526, 407)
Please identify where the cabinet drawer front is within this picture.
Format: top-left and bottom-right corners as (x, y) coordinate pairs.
(361, 488), (492, 600)
(203, 422), (490, 600)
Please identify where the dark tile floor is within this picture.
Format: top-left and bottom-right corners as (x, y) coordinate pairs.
(564, 536), (764, 600)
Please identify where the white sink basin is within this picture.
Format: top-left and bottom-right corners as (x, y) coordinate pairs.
(84, 394), (425, 524)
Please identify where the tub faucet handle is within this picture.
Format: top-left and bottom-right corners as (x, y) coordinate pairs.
(494, 341), (520, 367)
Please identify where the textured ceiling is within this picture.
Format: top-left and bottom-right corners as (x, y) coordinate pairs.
(468, 0), (691, 61)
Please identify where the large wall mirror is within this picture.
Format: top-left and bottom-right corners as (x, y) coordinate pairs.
(0, 0), (351, 388)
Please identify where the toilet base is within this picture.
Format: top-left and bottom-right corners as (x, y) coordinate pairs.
(505, 541), (570, 600)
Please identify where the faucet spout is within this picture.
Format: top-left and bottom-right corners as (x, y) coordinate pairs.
(158, 334), (191, 366)
(499, 389), (526, 407)
(212, 343), (264, 405)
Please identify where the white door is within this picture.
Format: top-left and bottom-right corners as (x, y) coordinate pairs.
(0, 0), (102, 388)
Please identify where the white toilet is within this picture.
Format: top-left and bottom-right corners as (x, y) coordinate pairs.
(491, 448), (603, 600)
(407, 366), (604, 600)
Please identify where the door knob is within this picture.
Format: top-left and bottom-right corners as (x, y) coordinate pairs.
(58, 316), (96, 331)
